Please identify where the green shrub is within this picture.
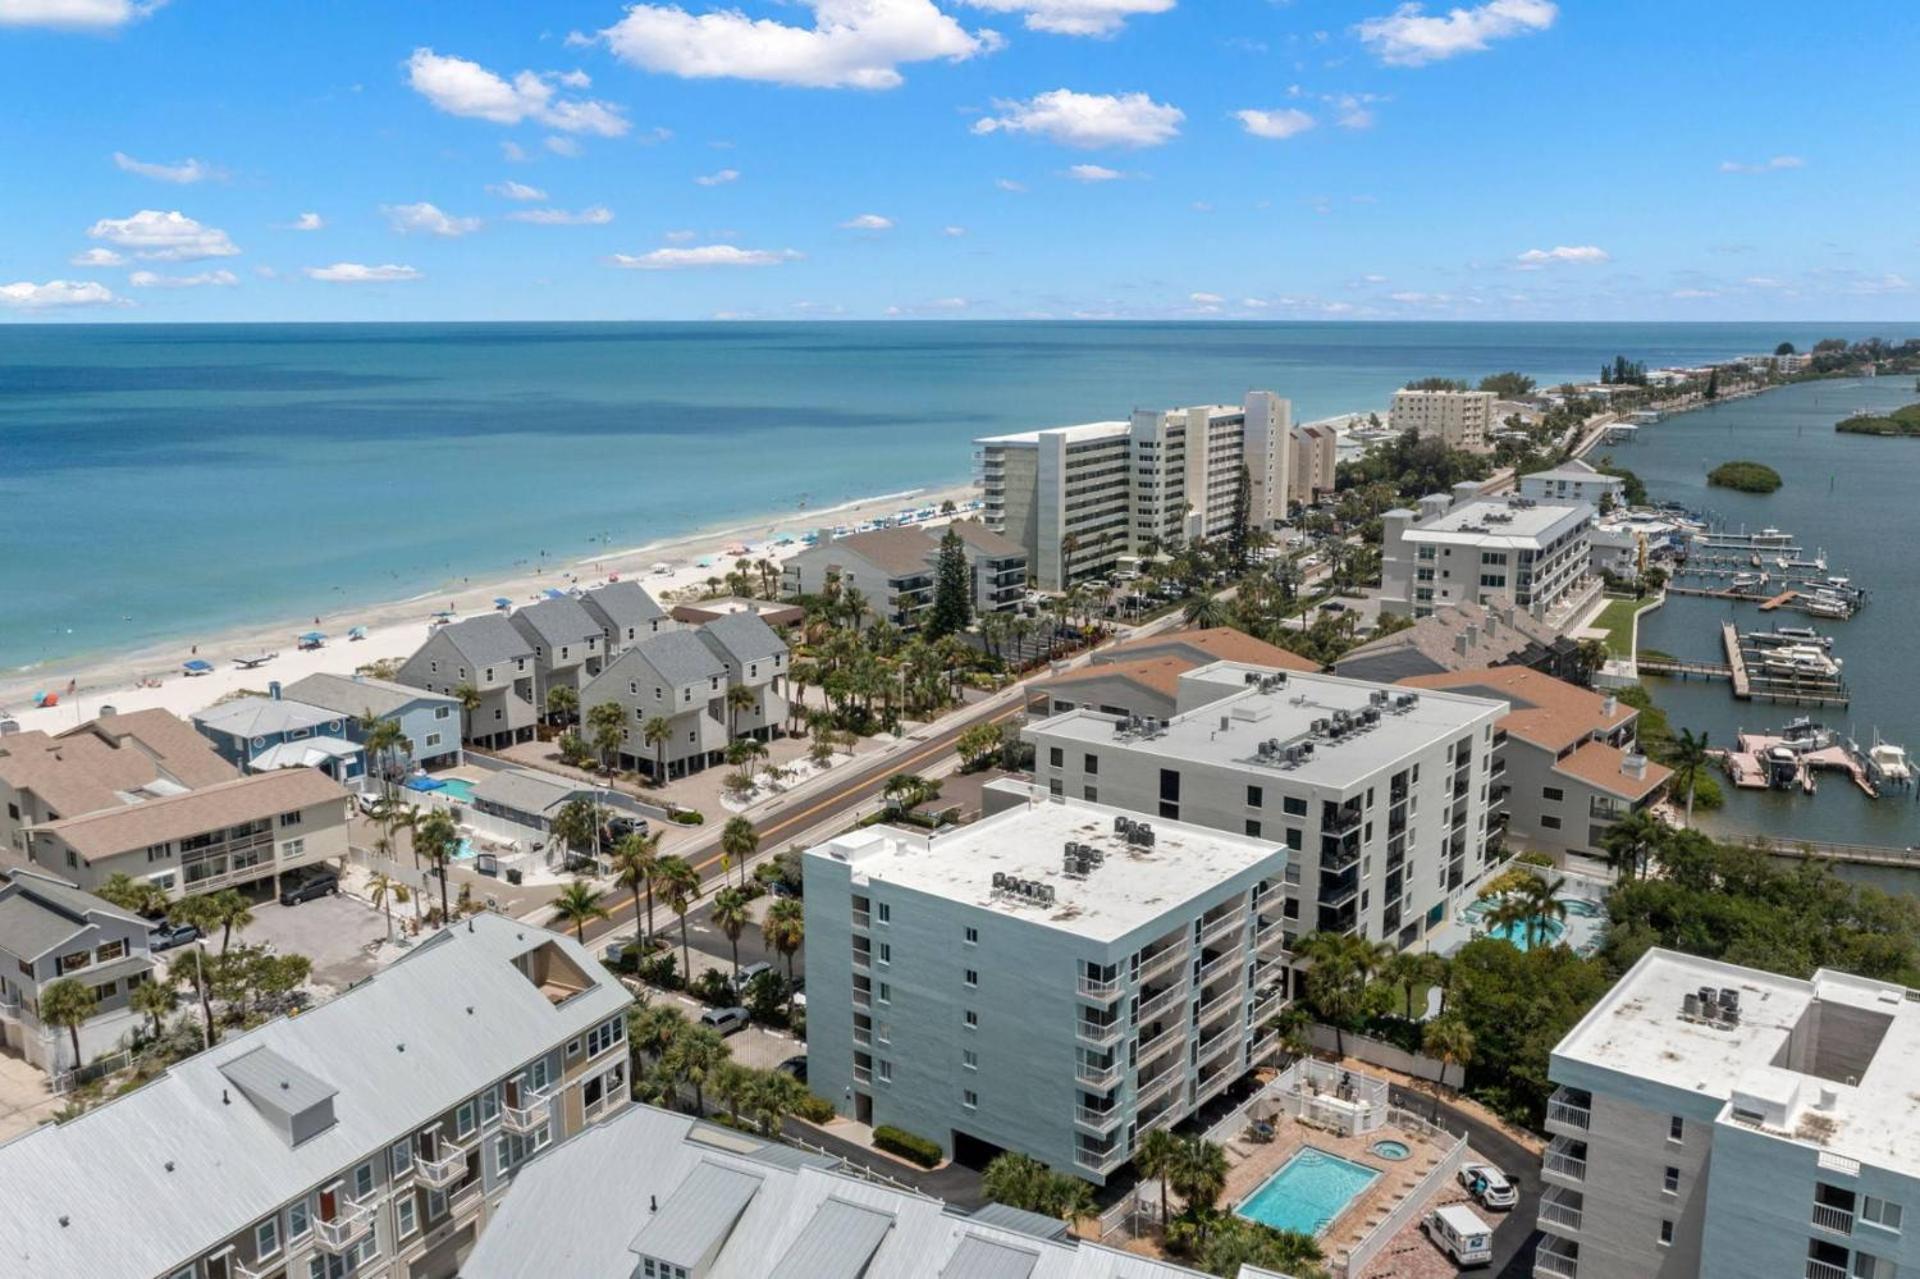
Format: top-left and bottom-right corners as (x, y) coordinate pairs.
(635, 952), (682, 990)
(1706, 460), (1782, 493)
(873, 1124), (942, 1167)
(797, 1092), (836, 1123)
(1515, 850), (1556, 868)
(691, 969), (736, 1006)
(669, 809), (705, 826)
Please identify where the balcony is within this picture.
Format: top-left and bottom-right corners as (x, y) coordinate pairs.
(1806, 1263), (1847, 1279)
(1319, 842), (1360, 874)
(314, 1197), (377, 1253)
(501, 1085), (553, 1136)
(852, 947), (871, 971)
(1546, 1088), (1591, 1133)
(1137, 1022), (1184, 1064)
(1139, 942), (1188, 983)
(1194, 1065), (1238, 1105)
(1538, 1188), (1583, 1233)
(1077, 1019), (1124, 1048)
(851, 908), (871, 930)
(416, 1139), (471, 1191)
(231, 1256), (283, 1279)
(1324, 806), (1363, 836)
(1197, 909), (1245, 948)
(1543, 1140), (1587, 1185)
(1254, 916), (1288, 954)
(852, 987), (871, 1010)
(1136, 1065), (1181, 1107)
(1195, 987), (1242, 1027)
(1247, 1029), (1280, 1065)
(1075, 1105), (1125, 1135)
(1075, 1143), (1127, 1176)
(1077, 1057), (1121, 1089)
(1195, 1025), (1239, 1066)
(1250, 988), (1286, 1025)
(853, 1025), (872, 1047)
(1137, 981), (1187, 1024)
(1078, 972), (1125, 1002)
(1534, 1243), (1579, 1279)
(1195, 945), (1244, 987)
(1811, 1203), (1855, 1235)
(1317, 875), (1359, 910)
(853, 1065), (872, 1086)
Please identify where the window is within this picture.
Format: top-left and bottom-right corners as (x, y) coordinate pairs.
(424, 732), (442, 748)
(1049, 747), (1064, 768)
(281, 838), (306, 859)
(456, 1099), (477, 1138)
(1663, 1166), (1680, 1194)
(1083, 753), (1098, 776)
(587, 1014), (625, 1057)
(1049, 778), (1064, 798)
(1542, 786), (1565, 803)
(964, 1009), (978, 1029)
(1659, 1219), (1674, 1247)
(876, 1060), (892, 1083)
(395, 1193), (419, 1240)
(1669, 1115), (1685, 1143)
(351, 1161), (375, 1200)
(1084, 785), (1098, 803)
(877, 942), (891, 965)
(391, 1139), (413, 1178)
(255, 1216), (281, 1260)
(435, 706), (451, 719)
(1540, 816), (1562, 830)
(875, 902), (891, 924)
(1245, 820), (1261, 838)
(1282, 795), (1308, 817)
(962, 1049), (978, 1071)
(279, 811), (303, 828)
(1863, 1196), (1904, 1232)
(567, 1037), (582, 1059)
(1285, 827), (1303, 851)
(963, 1089), (979, 1109)
(1247, 785), (1263, 808)
(877, 981), (891, 1004)
(964, 969), (978, 987)
(287, 1195), (311, 1242)
(95, 939), (127, 964)
(964, 926), (978, 945)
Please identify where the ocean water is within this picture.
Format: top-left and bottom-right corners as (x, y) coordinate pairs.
(1628, 376), (1920, 847)
(0, 320), (1900, 674)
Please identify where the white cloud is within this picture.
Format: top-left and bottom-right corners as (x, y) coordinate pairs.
(663, 229), (697, 242)
(1741, 276), (1783, 288)
(303, 263), (423, 283)
(501, 140), (531, 163)
(943, 225), (967, 236)
(87, 209), (239, 261)
(406, 48), (629, 136)
(1846, 273), (1912, 296)
(1359, 273), (1389, 284)
(382, 202), (482, 237)
(597, 0), (998, 91)
(1669, 288), (1719, 300)
(544, 135), (583, 157)
(972, 88), (1183, 149)
(840, 213), (894, 230)
(694, 168), (740, 186)
(1234, 107), (1315, 140)
(487, 180), (548, 201)
(1516, 244), (1609, 266)
(608, 244), (801, 270)
(1356, 0), (1555, 67)
(953, 0), (1173, 37)
(0, 0), (160, 30)
(112, 152), (217, 184)
(284, 212), (325, 232)
(0, 278), (121, 308)
(556, 69), (593, 89)
(1189, 291), (1224, 305)
(69, 247), (126, 267)
(1063, 163), (1123, 181)
(1388, 290), (1451, 304)
(1191, 200), (1214, 213)
(1719, 155), (1804, 174)
(507, 205), (615, 225)
(129, 268), (238, 288)
(1331, 94), (1376, 129)
(995, 177), (1027, 192)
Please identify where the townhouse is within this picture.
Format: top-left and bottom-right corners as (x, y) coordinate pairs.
(576, 581), (674, 657)
(578, 630), (731, 781)
(693, 612), (789, 742)
(0, 868), (156, 1075)
(395, 616), (538, 750)
(279, 673), (463, 774)
(508, 596), (608, 710)
(0, 914), (631, 1279)
(804, 794), (1291, 1181)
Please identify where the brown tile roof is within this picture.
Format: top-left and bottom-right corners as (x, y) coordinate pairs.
(1100, 627), (1320, 674)
(818, 520), (1025, 578)
(1553, 739), (1672, 801)
(943, 519), (1026, 560)
(0, 711), (237, 820)
(32, 768), (350, 860)
(1333, 597), (1564, 681)
(1399, 666), (1636, 753)
(1042, 657), (1192, 700)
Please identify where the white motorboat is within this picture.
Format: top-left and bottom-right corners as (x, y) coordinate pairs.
(1855, 735), (1914, 790)
(1747, 626), (1832, 650)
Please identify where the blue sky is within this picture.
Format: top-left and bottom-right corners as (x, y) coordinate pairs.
(2, 0), (1916, 322)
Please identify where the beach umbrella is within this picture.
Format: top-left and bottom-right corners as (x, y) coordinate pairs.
(494, 597), (512, 610)
(543, 587), (567, 600)
(182, 659), (213, 675)
(348, 626), (368, 641)
(298, 630), (325, 644)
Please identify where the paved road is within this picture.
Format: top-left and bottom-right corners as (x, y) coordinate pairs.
(780, 1117), (988, 1209)
(1388, 1084), (1541, 1279)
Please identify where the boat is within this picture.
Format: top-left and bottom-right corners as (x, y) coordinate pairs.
(1760, 649), (1840, 679)
(1777, 717), (1840, 753)
(1774, 552), (1828, 572)
(1730, 572), (1767, 591)
(1804, 592), (1852, 619)
(1852, 734), (1914, 791)
(1746, 626), (1832, 650)
(1764, 745), (1801, 789)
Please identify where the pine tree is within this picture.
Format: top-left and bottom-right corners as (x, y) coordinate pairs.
(926, 527), (973, 639)
(1225, 464), (1253, 570)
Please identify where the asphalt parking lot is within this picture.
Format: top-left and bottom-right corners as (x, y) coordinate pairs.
(240, 892), (389, 991)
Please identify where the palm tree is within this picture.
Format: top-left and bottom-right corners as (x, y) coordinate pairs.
(1168, 1134), (1229, 1223)
(39, 978), (98, 1071)
(1671, 727), (1710, 827)
(720, 816), (758, 891)
(129, 978), (177, 1041)
(94, 872), (166, 918)
(725, 683), (757, 738)
(545, 684), (579, 728)
(1183, 593), (1230, 629)
(360, 714), (408, 800)
(642, 715), (673, 782)
(1135, 1127), (1180, 1225)
(549, 879), (611, 942)
(1485, 893), (1535, 948)
(1600, 807), (1666, 881)
(205, 889), (253, 955)
(453, 682), (482, 743)
(712, 1059), (758, 1125)
(1523, 873), (1569, 948)
(413, 807), (461, 926)
(711, 888), (750, 980)
(629, 1001), (689, 1063)
(1295, 931), (1378, 1057)
(664, 1023), (727, 1115)
(1572, 638), (1610, 687)
(172, 945), (219, 1046)
(550, 797), (599, 871)
(763, 898), (805, 1000)
(1421, 1015), (1475, 1121)
(612, 830), (663, 947)
(653, 855), (702, 985)
(368, 872), (410, 941)
(1380, 950), (1429, 1021)
(586, 700), (627, 781)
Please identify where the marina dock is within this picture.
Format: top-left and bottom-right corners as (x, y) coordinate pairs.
(1637, 621), (1849, 706)
(1664, 584), (1851, 619)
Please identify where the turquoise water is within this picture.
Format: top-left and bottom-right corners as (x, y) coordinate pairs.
(1236, 1146), (1380, 1236)
(453, 837), (477, 862)
(1370, 1140), (1412, 1161)
(0, 321), (1896, 672)
(1460, 896), (1575, 950)
(439, 778), (476, 803)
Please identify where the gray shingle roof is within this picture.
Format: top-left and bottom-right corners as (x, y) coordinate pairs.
(0, 914), (629, 1278)
(192, 696), (343, 739)
(470, 768), (590, 816)
(0, 869), (148, 962)
(437, 614), (535, 667)
(581, 581), (666, 631)
(511, 597), (602, 652)
(696, 612), (788, 668)
(0, 896), (90, 963)
(634, 629), (729, 688)
(282, 672), (453, 719)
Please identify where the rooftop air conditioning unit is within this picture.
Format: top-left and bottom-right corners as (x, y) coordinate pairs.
(1113, 815), (1128, 834)
(1298, 741), (1315, 757)
(992, 872), (1007, 889)
(1683, 993), (1701, 1019)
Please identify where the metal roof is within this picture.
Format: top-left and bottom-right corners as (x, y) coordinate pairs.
(469, 768), (590, 816)
(942, 1235), (1041, 1279)
(192, 696), (342, 740)
(246, 737), (362, 772)
(0, 914), (629, 1278)
(629, 1160), (765, 1268)
(771, 1196), (895, 1279)
(967, 1203), (1072, 1242)
(218, 1046), (338, 1130)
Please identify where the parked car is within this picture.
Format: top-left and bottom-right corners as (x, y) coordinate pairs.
(734, 961), (772, 990)
(1458, 1162), (1517, 1210)
(148, 921), (202, 952)
(279, 869), (340, 906)
(606, 814), (650, 840)
(777, 1055), (808, 1082)
(700, 1006), (750, 1036)
(354, 791), (382, 816)
(1423, 1204), (1494, 1268)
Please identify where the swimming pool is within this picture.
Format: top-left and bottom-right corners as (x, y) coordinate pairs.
(1484, 916), (1567, 950)
(439, 778), (476, 803)
(1236, 1146), (1380, 1237)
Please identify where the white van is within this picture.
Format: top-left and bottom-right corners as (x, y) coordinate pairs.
(1423, 1203), (1494, 1268)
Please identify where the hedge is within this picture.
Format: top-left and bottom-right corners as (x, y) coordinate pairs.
(797, 1092), (836, 1124)
(874, 1124), (942, 1167)
(669, 809), (705, 826)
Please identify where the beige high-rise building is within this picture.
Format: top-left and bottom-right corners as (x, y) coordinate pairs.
(1288, 421), (1338, 506)
(1390, 389), (1498, 454)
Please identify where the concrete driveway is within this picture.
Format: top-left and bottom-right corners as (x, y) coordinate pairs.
(239, 893), (389, 992)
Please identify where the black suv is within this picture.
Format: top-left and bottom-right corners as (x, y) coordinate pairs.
(279, 869), (340, 906)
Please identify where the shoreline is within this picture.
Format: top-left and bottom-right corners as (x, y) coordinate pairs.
(0, 481), (976, 733)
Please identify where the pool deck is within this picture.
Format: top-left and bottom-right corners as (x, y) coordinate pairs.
(1218, 1111), (1447, 1254)
(1424, 864), (1610, 957)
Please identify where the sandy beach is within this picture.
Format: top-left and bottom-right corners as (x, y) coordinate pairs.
(0, 481), (977, 736)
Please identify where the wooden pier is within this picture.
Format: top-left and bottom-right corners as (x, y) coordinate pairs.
(1665, 584), (1849, 620)
(1744, 836), (1920, 871)
(1639, 623), (1847, 706)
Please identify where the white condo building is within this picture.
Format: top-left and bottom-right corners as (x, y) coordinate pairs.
(1380, 487), (1598, 620)
(1024, 661), (1509, 951)
(1540, 948), (1920, 1279)
(1390, 389), (1499, 454)
(975, 392), (1290, 590)
(803, 794), (1291, 1182)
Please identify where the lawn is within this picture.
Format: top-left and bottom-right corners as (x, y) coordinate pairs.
(1592, 596), (1645, 658)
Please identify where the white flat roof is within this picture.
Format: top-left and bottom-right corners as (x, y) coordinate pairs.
(1404, 496), (1594, 549)
(814, 794), (1285, 942)
(975, 421), (1130, 446)
(1555, 949), (1920, 1177)
(1031, 664), (1504, 787)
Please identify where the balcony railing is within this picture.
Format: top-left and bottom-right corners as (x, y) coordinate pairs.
(1077, 1020), (1124, 1048)
(1136, 1065), (1181, 1107)
(1811, 1203), (1855, 1235)
(1538, 1189), (1583, 1233)
(1078, 972), (1125, 1001)
(1250, 988), (1285, 1025)
(1137, 1022), (1184, 1063)
(851, 909), (871, 930)
(1195, 987), (1241, 1027)
(1077, 1057), (1121, 1089)
(1195, 946), (1244, 986)
(1075, 1106), (1124, 1135)
(1194, 1066), (1238, 1106)
(1137, 982), (1186, 1023)
(1543, 1142), (1587, 1184)
(1806, 1262), (1847, 1279)
(852, 948), (871, 971)
(1254, 917), (1288, 954)
(1139, 943), (1188, 983)
(231, 1255), (281, 1279)
(1195, 1026), (1239, 1066)
(1317, 876), (1359, 909)
(853, 1025), (872, 1047)
(415, 1140), (470, 1191)
(851, 988), (871, 1010)
(500, 1085), (552, 1136)
(314, 1197), (378, 1252)
(1197, 909), (1245, 948)
(1075, 1144), (1127, 1176)
(1546, 1089), (1591, 1132)
(1325, 807), (1363, 836)
(1534, 1246), (1579, 1279)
